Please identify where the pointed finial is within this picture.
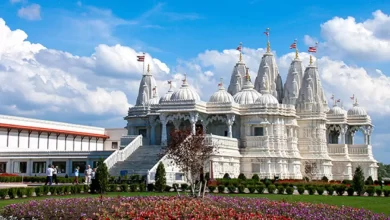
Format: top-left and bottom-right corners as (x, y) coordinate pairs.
(354, 98), (359, 106)
(294, 39), (299, 59)
(309, 55), (313, 65)
(182, 73), (187, 83)
(264, 28), (271, 53)
(147, 64), (150, 73)
(237, 42), (243, 62)
(218, 77), (223, 88)
(168, 80), (172, 89)
(245, 67), (251, 81)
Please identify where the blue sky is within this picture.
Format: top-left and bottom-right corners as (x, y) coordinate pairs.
(0, 0), (390, 163)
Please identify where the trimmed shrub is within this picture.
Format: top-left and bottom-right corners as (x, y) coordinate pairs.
(217, 185), (225, 193)
(335, 184), (347, 196)
(267, 184), (276, 194)
(307, 186), (316, 195)
(8, 188), (17, 199)
(297, 186), (305, 195)
(130, 184), (139, 192)
(172, 183), (179, 192)
(227, 185), (236, 193)
(57, 186), (64, 195)
(316, 186), (325, 195)
(347, 187), (354, 196)
(0, 188), (9, 198)
(375, 189), (382, 197)
(223, 173), (230, 179)
(164, 185), (171, 192)
(17, 188), (25, 198)
(49, 187), (57, 195)
(353, 166), (365, 196)
(238, 173), (246, 181)
(248, 185), (256, 193)
(321, 176), (329, 182)
(147, 184), (154, 192)
(121, 184), (129, 192)
(181, 184), (188, 192)
(208, 186), (216, 193)
(251, 174), (260, 182)
(25, 187), (34, 197)
(383, 189), (390, 197)
(366, 186), (375, 196)
(257, 184), (265, 194)
(365, 176), (374, 185)
(327, 186), (334, 196)
(237, 185), (245, 194)
(286, 186), (294, 195)
(35, 187), (42, 196)
(277, 186), (285, 195)
(139, 183), (146, 192)
(155, 163), (167, 192)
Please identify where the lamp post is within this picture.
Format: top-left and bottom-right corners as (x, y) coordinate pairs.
(381, 180), (384, 190)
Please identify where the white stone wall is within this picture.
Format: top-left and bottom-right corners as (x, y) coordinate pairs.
(104, 128), (128, 150)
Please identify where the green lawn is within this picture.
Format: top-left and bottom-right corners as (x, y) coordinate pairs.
(0, 192), (389, 215)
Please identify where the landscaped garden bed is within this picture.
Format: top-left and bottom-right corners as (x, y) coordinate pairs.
(1, 195), (388, 219)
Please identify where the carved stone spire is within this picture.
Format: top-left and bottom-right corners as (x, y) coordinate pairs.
(135, 64), (159, 106)
(227, 56), (247, 96)
(283, 56), (304, 105)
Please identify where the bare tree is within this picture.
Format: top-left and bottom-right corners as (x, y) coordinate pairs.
(163, 127), (217, 198)
(304, 161), (318, 181)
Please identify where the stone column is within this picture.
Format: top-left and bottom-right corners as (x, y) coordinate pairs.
(226, 114), (235, 138)
(160, 114), (168, 146)
(173, 120), (181, 130)
(365, 126), (373, 145)
(189, 112), (199, 134)
(149, 116), (157, 145)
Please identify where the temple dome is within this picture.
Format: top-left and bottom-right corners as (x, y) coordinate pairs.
(209, 83), (235, 103)
(233, 74), (261, 105)
(347, 101), (367, 116)
(148, 96), (159, 105)
(159, 83), (174, 103)
(170, 77), (200, 102)
(328, 105), (347, 115)
(256, 93), (278, 105)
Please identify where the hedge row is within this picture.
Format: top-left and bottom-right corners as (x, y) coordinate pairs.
(0, 176), (85, 183)
(0, 185), (90, 199)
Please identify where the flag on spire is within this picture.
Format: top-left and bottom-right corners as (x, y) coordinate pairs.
(290, 41), (297, 49)
(350, 94), (355, 100)
(168, 80), (172, 84)
(236, 43), (242, 51)
(264, 28), (270, 37)
(336, 99), (341, 103)
(330, 94), (334, 100)
(308, 46), (317, 53)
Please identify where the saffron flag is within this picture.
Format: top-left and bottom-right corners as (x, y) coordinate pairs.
(137, 55), (145, 62)
(236, 45), (242, 51)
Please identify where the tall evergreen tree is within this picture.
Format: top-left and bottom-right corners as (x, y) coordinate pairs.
(155, 162), (166, 192)
(96, 158), (109, 194)
(352, 166), (365, 196)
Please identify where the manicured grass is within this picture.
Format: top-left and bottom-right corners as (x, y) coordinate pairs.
(0, 192), (389, 215)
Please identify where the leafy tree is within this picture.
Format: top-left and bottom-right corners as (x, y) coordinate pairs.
(252, 174), (260, 182)
(352, 166), (365, 196)
(238, 173), (247, 181)
(378, 163), (390, 178)
(155, 162), (166, 192)
(164, 128), (217, 197)
(223, 173), (230, 179)
(97, 158), (109, 194)
(365, 176), (374, 185)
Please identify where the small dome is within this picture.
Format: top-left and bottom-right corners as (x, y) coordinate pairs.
(328, 105), (347, 115)
(233, 74), (261, 105)
(159, 83), (174, 103)
(148, 96), (159, 105)
(347, 101), (367, 116)
(209, 83), (235, 103)
(256, 93), (278, 105)
(170, 77), (200, 102)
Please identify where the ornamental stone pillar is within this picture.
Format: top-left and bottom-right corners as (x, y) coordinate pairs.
(149, 116), (157, 145)
(226, 114), (235, 138)
(160, 114), (168, 146)
(340, 124), (348, 144)
(189, 112), (199, 134)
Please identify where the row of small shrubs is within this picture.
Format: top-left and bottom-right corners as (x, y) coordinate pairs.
(105, 183), (191, 192)
(0, 185), (90, 199)
(0, 176), (85, 183)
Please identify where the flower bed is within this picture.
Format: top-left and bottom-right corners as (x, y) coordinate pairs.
(1, 196), (388, 219)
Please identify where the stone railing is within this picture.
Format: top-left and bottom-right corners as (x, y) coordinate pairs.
(348, 145), (370, 155)
(104, 135), (143, 171)
(243, 136), (268, 148)
(120, 135), (139, 146)
(205, 134), (238, 150)
(147, 170), (187, 185)
(328, 144), (347, 154)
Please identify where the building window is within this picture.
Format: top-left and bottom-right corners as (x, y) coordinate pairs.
(33, 162), (47, 174)
(72, 161), (87, 174)
(0, 162), (6, 173)
(111, 142), (118, 149)
(252, 163), (260, 173)
(13, 162), (27, 173)
(92, 161), (98, 168)
(52, 161), (66, 174)
(224, 131), (228, 136)
(138, 129), (147, 137)
(175, 173), (184, 181)
(254, 127), (264, 136)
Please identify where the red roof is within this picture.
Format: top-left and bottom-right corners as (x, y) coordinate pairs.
(0, 123), (109, 139)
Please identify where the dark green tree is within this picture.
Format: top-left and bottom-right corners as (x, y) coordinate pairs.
(238, 173), (247, 181)
(365, 176), (374, 185)
(96, 158), (109, 194)
(155, 162), (166, 192)
(252, 174), (260, 182)
(352, 166), (365, 196)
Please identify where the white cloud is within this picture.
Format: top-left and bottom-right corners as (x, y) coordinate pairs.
(17, 4), (41, 21)
(318, 10), (390, 61)
(10, 0), (24, 4)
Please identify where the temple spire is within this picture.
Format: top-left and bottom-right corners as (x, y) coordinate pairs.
(308, 42), (318, 66)
(289, 39), (299, 59)
(236, 42), (243, 62)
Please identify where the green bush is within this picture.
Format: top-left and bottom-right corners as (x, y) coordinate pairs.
(277, 186), (285, 195)
(281, 183), (289, 188)
(17, 188), (25, 198)
(316, 186), (325, 195)
(139, 183), (146, 192)
(383, 189), (390, 197)
(267, 184), (276, 194)
(227, 185), (236, 193)
(251, 174), (260, 182)
(321, 176), (329, 182)
(25, 187), (34, 197)
(164, 185), (171, 192)
(223, 173), (230, 179)
(0, 189), (9, 198)
(347, 187), (354, 196)
(180, 184), (188, 191)
(248, 185), (256, 193)
(147, 184), (154, 192)
(257, 184), (265, 194)
(307, 186), (316, 195)
(155, 163), (167, 192)
(335, 184), (347, 196)
(108, 184), (117, 192)
(375, 188), (382, 197)
(83, 184), (89, 193)
(121, 184), (129, 192)
(217, 185), (225, 193)
(208, 186), (216, 193)
(366, 186), (375, 196)
(297, 186), (305, 195)
(130, 184), (138, 192)
(43, 186), (50, 195)
(35, 187), (42, 196)
(8, 188), (17, 199)
(286, 186), (294, 195)
(365, 176), (374, 185)
(49, 187), (57, 195)
(57, 186), (64, 195)
(327, 186), (334, 196)
(172, 183), (179, 192)
(237, 185), (245, 193)
(238, 173), (246, 181)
